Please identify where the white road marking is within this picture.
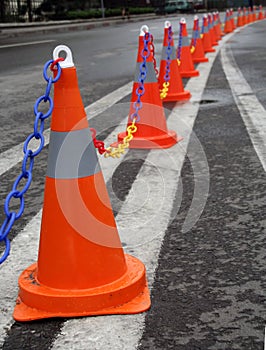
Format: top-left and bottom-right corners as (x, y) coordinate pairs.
(0, 40), (56, 49)
(221, 45), (266, 172)
(264, 326), (266, 350)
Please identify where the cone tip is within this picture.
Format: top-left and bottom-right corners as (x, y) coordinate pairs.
(194, 15), (198, 20)
(53, 45), (74, 68)
(180, 18), (186, 24)
(164, 20), (171, 28)
(140, 25), (149, 36)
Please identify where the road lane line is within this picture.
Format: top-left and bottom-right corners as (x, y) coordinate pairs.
(221, 46), (266, 172)
(0, 40), (56, 49)
(51, 31), (235, 350)
(0, 81), (132, 175)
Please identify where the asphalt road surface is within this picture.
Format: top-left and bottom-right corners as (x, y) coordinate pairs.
(0, 13), (265, 350)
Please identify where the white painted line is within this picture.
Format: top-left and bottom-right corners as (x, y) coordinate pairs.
(0, 81), (132, 175)
(0, 212), (41, 348)
(51, 31), (235, 350)
(221, 45), (266, 172)
(84, 81), (132, 119)
(0, 40), (56, 49)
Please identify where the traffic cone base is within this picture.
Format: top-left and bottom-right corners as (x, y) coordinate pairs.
(193, 56), (208, 63)
(180, 69), (199, 78)
(162, 89), (191, 102)
(205, 47), (215, 53)
(13, 254), (150, 321)
(117, 129), (180, 149)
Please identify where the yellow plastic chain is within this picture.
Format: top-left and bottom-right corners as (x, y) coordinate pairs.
(160, 81), (170, 99)
(177, 59), (181, 66)
(104, 119), (137, 158)
(190, 45), (195, 54)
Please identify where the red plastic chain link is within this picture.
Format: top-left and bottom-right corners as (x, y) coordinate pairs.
(50, 57), (65, 72)
(90, 128), (110, 155)
(149, 34), (159, 77)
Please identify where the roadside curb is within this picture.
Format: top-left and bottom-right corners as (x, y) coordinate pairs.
(0, 14), (161, 39)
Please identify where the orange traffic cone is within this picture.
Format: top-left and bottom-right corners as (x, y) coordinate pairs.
(230, 9), (236, 30)
(237, 7), (243, 27)
(224, 9), (233, 34)
(242, 7), (248, 24)
(253, 5), (257, 21)
(248, 7), (253, 23)
(212, 12), (222, 41)
(208, 13), (218, 46)
(117, 25), (179, 149)
(216, 11), (225, 36)
(201, 14), (215, 53)
(190, 15), (208, 63)
(258, 5), (264, 20)
(13, 45), (151, 322)
(177, 18), (199, 78)
(158, 21), (191, 102)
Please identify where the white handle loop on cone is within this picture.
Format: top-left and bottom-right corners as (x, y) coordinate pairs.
(53, 45), (74, 68)
(140, 25), (149, 36)
(180, 18), (186, 24)
(165, 20), (171, 28)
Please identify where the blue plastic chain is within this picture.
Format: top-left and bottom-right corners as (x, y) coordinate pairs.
(164, 26), (173, 82)
(0, 59), (63, 264)
(177, 22), (183, 61)
(130, 32), (151, 122)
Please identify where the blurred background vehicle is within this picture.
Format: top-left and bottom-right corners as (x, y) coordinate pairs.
(155, 0), (195, 14)
(193, 0), (205, 11)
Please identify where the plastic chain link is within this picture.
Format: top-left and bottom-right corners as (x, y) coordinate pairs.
(177, 22), (183, 66)
(160, 25), (173, 99)
(104, 32), (151, 158)
(90, 128), (110, 155)
(0, 57), (64, 264)
(149, 34), (159, 78)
